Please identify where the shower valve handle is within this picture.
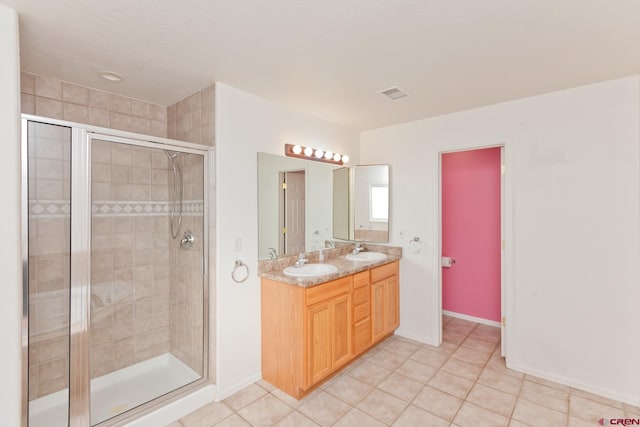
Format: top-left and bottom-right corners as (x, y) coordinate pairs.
(180, 230), (195, 249)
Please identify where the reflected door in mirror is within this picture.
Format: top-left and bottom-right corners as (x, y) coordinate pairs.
(282, 170), (305, 254)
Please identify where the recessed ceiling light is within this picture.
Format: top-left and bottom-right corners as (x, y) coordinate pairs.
(100, 71), (124, 82)
(379, 86), (408, 101)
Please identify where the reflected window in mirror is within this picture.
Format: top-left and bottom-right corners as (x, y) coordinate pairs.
(333, 164), (390, 243)
(369, 185), (389, 223)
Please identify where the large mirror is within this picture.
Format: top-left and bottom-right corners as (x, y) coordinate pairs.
(258, 153), (339, 259)
(333, 165), (390, 243)
(258, 153), (390, 260)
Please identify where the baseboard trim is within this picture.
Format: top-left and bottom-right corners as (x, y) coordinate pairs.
(511, 362), (640, 407)
(443, 310), (501, 328)
(215, 373), (262, 401)
(393, 329), (435, 346)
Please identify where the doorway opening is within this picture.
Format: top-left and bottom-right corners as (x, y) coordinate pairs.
(439, 146), (505, 357)
(279, 170), (305, 255)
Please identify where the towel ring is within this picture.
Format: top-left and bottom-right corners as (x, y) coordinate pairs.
(408, 237), (424, 253)
(231, 260), (249, 283)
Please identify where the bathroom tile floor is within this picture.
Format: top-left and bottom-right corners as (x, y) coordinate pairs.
(172, 316), (639, 427)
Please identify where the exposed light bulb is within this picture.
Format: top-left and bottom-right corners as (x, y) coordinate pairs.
(314, 149), (324, 158)
(324, 151), (333, 160)
(333, 153), (342, 162)
(304, 147), (314, 156)
(292, 145), (302, 154)
(342, 155), (350, 163)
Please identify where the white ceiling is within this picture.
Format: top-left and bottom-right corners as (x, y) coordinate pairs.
(3, 0), (640, 130)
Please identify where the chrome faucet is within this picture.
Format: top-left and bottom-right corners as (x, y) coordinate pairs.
(294, 253), (309, 267)
(327, 240), (336, 249)
(351, 242), (365, 255)
(267, 248), (277, 259)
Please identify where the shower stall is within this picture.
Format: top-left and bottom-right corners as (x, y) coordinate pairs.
(21, 115), (213, 426)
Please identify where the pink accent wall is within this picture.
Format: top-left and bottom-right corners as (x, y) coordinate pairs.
(442, 147), (501, 322)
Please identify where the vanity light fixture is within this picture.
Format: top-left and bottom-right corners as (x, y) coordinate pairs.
(284, 143), (349, 165)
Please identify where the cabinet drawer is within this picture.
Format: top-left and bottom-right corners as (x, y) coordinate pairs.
(353, 318), (371, 355)
(353, 302), (370, 323)
(306, 276), (351, 306)
(352, 286), (370, 306)
(371, 261), (398, 283)
(353, 271), (370, 289)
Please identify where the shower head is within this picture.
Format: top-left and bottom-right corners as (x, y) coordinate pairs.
(164, 150), (180, 160)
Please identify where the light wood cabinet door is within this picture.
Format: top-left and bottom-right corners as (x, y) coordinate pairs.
(332, 294), (352, 369)
(371, 261), (400, 345)
(305, 293), (352, 387)
(384, 276), (399, 333)
(371, 281), (386, 343)
(305, 301), (332, 387)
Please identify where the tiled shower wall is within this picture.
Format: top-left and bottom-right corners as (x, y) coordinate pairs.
(167, 85), (215, 146)
(90, 141), (173, 378)
(168, 86), (216, 382)
(20, 72), (167, 137)
(169, 154), (205, 375)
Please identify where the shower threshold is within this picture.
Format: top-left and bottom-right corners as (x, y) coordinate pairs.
(29, 353), (200, 426)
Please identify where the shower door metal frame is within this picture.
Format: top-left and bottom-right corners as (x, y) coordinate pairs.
(21, 114), (213, 427)
(20, 118), (29, 427)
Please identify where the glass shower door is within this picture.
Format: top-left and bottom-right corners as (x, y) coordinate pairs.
(89, 138), (206, 425)
(25, 121), (72, 427)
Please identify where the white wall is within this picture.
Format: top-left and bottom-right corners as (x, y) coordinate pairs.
(0, 5), (22, 426)
(214, 83), (359, 398)
(306, 161), (337, 251)
(361, 76), (640, 405)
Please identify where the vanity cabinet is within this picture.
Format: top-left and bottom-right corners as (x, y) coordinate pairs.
(371, 261), (400, 344)
(261, 260), (399, 399)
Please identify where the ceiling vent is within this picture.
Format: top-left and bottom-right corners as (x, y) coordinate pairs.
(379, 86), (408, 101)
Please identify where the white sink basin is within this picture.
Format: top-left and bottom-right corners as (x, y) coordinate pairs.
(345, 252), (387, 262)
(283, 263), (338, 278)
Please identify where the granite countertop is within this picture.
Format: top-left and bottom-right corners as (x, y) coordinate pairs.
(259, 252), (401, 288)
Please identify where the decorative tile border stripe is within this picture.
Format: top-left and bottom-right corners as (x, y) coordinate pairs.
(29, 200), (204, 218)
(29, 200), (70, 218)
(92, 200), (203, 217)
